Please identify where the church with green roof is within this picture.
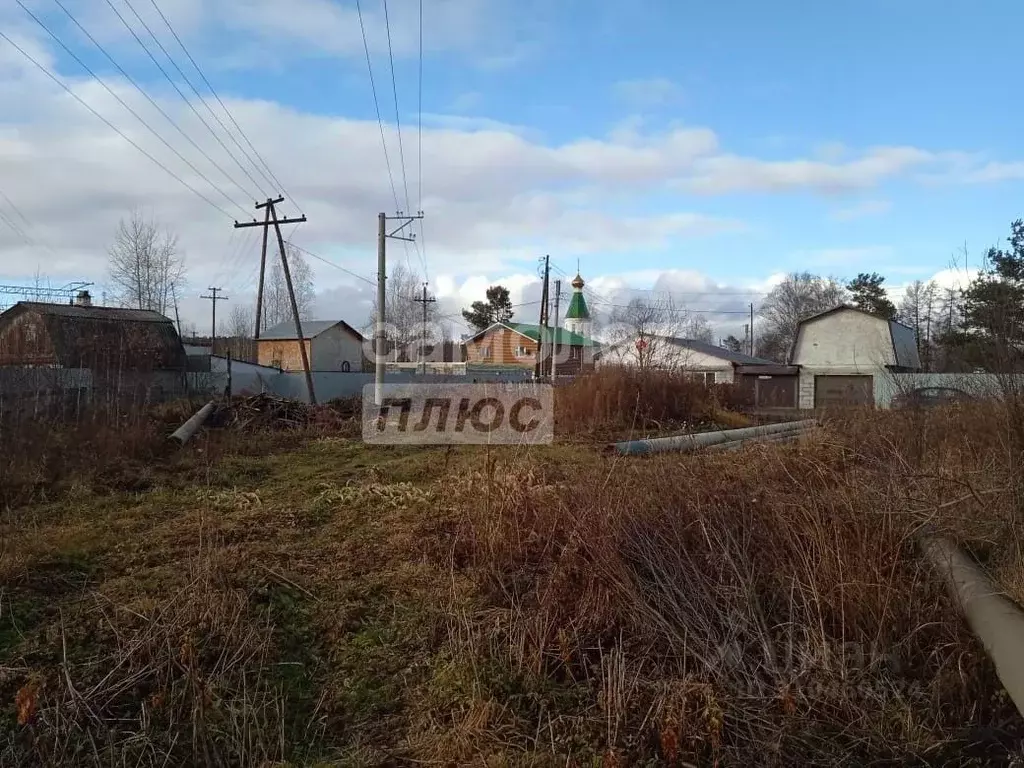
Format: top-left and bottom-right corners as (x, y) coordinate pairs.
(563, 273), (592, 340)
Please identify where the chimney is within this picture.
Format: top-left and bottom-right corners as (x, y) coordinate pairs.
(75, 290), (92, 307)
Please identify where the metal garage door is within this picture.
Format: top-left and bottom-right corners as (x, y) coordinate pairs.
(814, 375), (873, 408)
(755, 375), (797, 408)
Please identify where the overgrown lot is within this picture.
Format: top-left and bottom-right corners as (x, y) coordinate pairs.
(2, 376), (1023, 765)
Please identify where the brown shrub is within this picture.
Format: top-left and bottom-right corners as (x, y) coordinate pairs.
(1, 549), (297, 766)
(555, 368), (732, 439)
(444, 405), (1024, 765)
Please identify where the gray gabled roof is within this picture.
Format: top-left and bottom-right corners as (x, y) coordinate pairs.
(259, 319), (363, 341)
(664, 337), (777, 365)
(599, 334), (775, 365)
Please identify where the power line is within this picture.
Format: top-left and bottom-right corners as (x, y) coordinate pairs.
(355, 0), (401, 215)
(0, 189), (34, 233)
(49, 0), (257, 207)
(0, 28), (236, 220)
(417, 0), (423, 214)
(415, 0), (428, 282)
(17, 0), (250, 219)
(585, 297), (757, 315)
(106, 0), (270, 199)
(285, 242), (377, 286)
(382, 0), (411, 216)
(0, 206), (33, 248)
(145, 0), (289, 200)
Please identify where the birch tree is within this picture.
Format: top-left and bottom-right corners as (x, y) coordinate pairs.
(262, 245), (315, 330)
(367, 262), (436, 361)
(107, 210), (185, 315)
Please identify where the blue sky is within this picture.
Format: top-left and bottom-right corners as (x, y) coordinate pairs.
(1, 0), (1022, 332)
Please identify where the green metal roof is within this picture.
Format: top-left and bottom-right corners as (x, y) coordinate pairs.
(506, 322), (596, 347)
(564, 290), (590, 320)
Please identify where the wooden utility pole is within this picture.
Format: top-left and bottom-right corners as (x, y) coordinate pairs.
(551, 278), (562, 378)
(234, 197), (313, 402)
(375, 211), (424, 403)
(200, 286), (228, 347)
(171, 285), (181, 336)
(254, 203), (271, 339)
(552, 279), (562, 330)
(534, 255), (550, 379)
(413, 282), (436, 375)
(749, 302), (755, 356)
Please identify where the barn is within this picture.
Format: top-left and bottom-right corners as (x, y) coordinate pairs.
(0, 297), (186, 372)
(791, 305), (920, 408)
(257, 320), (365, 372)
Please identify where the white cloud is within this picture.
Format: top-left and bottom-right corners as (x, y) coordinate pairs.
(965, 161), (1024, 183)
(1, 11), (1022, 335)
(612, 77), (683, 108)
(813, 141), (847, 163)
(419, 112), (533, 136)
(684, 147), (934, 195)
(829, 199), (892, 221)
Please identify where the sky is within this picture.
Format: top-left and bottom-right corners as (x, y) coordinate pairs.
(0, 0), (1020, 339)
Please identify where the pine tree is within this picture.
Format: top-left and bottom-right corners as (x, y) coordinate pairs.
(462, 285), (514, 331)
(847, 272), (896, 319)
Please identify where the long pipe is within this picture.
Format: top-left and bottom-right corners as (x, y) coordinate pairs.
(170, 401), (215, 444)
(702, 429), (808, 453)
(611, 419), (817, 456)
(919, 533), (1024, 716)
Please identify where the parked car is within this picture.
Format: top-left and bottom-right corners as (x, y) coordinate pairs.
(892, 386), (973, 409)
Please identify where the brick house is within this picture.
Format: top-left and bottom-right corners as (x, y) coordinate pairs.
(257, 320), (364, 372)
(464, 321), (597, 376)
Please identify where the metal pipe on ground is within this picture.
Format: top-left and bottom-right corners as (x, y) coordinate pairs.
(919, 533), (1024, 717)
(610, 419), (817, 456)
(702, 429), (808, 453)
(170, 401), (215, 445)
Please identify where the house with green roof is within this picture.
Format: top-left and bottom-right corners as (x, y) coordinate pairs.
(464, 319), (598, 377)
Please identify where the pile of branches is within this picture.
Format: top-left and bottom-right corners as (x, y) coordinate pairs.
(217, 393), (360, 432)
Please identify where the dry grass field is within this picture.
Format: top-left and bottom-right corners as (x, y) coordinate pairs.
(2, 371), (1023, 765)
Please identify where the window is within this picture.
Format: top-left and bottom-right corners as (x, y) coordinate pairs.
(515, 345), (532, 357)
(478, 346), (491, 359)
(571, 346), (581, 359)
(686, 370), (717, 386)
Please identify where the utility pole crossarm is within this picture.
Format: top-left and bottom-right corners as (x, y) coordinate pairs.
(200, 286), (229, 347)
(235, 215), (305, 228)
(386, 212), (424, 241)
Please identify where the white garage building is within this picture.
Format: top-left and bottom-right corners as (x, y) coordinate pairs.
(791, 306), (920, 408)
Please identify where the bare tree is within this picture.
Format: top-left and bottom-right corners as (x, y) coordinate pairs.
(604, 296), (687, 370)
(222, 305), (256, 362)
(367, 262), (437, 361)
(682, 314), (715, 344)
(757, 272), (847, 362)
(227, 304), (255, 338)
(899, 280), (940, 370)
(263, 245), (315, 330)
(107, 210), (185, 315)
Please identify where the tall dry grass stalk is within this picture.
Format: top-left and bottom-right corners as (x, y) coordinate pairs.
(554, 368), (748, 439)
(4, 548), (288, 766)
(443, 403), (1024, 765)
